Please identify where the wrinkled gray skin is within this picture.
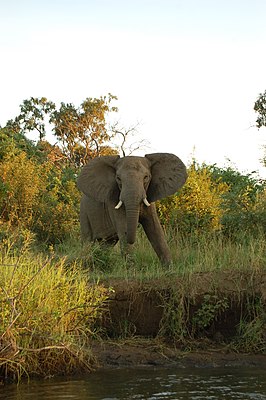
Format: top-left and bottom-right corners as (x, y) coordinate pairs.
(77, 153), (187, 265)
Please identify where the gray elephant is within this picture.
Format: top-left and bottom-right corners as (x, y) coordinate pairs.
(77, 153), (187, 265)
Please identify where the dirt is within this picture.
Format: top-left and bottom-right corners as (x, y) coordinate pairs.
(92, 339), (266, 369)
(92, 269), (266, 369)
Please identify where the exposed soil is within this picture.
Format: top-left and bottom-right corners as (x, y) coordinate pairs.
(92, 269), (266, 369)
(92, 339), (266, 369)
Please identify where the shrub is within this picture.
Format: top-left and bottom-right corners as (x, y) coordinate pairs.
(35, 166), (80, 243)
(0, 149), (80, 244)
(0, 150), (48, 227)
(157, 162), (229, 234)
(210, 165), (266, 238)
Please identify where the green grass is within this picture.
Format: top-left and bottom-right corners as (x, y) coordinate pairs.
(171, 231), (266, 274)
(53, 228), (266, 281)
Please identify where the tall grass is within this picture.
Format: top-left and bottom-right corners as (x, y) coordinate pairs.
(55, 228), (266, 281)
(0, 234), (110, 382)
(171, 231), (266, 274)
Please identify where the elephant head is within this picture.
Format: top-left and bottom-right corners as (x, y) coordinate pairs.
(77, 153), (187, 245)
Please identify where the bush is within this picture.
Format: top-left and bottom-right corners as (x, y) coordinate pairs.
(210, 165), (266, 238)
(157, 162), (265, 239)
(157, 162), (229, 234)
(0, 150), (48, 227)
(35, 166), (80, 243)
(0, 149), (80, 244)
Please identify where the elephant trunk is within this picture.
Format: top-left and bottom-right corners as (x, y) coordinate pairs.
(125, 207), (140, 244)
(121, 185), (147, 245)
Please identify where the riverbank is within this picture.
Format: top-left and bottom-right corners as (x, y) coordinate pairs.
(99, 270), (265, 342)
(91, 269), (266, 369)
(92, 339), (266, 369)
(1, 246), (265, 382)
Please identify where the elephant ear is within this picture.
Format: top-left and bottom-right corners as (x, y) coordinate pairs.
(77, 155), (120, 202)
(145, 153), (187, 202)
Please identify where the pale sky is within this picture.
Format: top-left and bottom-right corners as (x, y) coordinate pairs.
(1, 0), (266, 177)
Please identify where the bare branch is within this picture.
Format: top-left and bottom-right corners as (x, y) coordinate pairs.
(111, 122), (150, 157)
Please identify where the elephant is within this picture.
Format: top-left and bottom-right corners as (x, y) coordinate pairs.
(77, 153), (187, 265)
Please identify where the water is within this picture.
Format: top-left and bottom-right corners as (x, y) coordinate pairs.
(1, 367), (266, 400)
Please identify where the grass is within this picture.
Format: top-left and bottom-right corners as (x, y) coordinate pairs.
(54, 228), (266, 280)
(171, 231), (266, 274)
(0, 234), (110, 382)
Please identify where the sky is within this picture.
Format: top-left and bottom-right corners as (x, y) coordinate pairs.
(1, 0), (266, 178)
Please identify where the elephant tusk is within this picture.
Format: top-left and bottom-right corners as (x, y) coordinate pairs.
(143, 198), (151, 207)
(115, 200), (123, 210)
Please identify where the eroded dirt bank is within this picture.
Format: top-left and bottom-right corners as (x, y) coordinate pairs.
(92, 269), (266, 368)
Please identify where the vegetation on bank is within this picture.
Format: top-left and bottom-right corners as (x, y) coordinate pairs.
(1, 229), (265, 383)
(0, 234), (110, 382)
(0, 94), (265, 381)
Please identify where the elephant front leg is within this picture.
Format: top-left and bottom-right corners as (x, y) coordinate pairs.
(140, 204), (172, 266)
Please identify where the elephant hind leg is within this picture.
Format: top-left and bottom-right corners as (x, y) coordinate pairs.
(80, 212), (93, 243)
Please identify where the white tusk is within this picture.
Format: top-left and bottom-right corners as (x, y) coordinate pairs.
(143, 198), (151, 207)
(115, 200), (123, 209)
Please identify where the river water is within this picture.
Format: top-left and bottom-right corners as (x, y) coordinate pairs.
(1, 367), (266, 400)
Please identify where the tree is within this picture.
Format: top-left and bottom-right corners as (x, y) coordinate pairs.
(0, 124), (37, 160)
(15, 97), (56, 141)
(254, 91), (266, 167)
(51, 94), (118, 166)
(111, 122), (150, 157)
(254, 90), (266, 129)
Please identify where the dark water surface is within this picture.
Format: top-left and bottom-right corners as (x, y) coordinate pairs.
(1, 367), (266, 400)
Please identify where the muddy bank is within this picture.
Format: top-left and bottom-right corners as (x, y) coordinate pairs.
(92, 269), (266, 368)
(92, 340), (266, 369)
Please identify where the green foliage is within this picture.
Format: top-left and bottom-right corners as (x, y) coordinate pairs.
(0, 125), (37, 160)
(233, 297), (266, 353)
(192, 294), (229, 332)
(159, 288), (190, 342)
(254, 89), (266, 129)
(253, 90), (266, 166)
(210, 165), (263, 209)
(16, 97), (56, 141)
(210, 165), (266, 238)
